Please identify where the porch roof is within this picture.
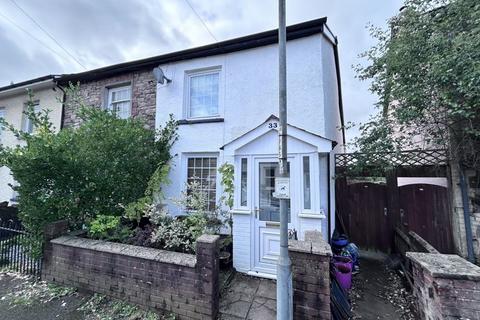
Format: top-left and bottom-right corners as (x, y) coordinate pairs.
(221, 115), (335, 156)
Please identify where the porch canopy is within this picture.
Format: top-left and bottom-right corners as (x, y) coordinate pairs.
(221, 115), (334, 156)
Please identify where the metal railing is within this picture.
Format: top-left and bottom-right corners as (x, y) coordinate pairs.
(0, 219), (41, 277)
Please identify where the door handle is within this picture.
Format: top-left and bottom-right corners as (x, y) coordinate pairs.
(254, 207), (259, 219)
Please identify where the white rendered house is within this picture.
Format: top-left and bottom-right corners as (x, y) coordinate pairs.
(155, 18), (345, 277)
(0, 76), (63, 205)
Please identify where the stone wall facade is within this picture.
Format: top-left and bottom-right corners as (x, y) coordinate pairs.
(62, 70), (157, 129)
(449, 164), (480, 263)
(42, 223), (220, 320)
(289, 231), (332, 319)
(407, 252), (480, 320)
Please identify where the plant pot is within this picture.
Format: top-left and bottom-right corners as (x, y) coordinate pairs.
(219, 251), (232, 269)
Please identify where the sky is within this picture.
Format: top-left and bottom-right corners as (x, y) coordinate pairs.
(0, 0), (404, 143)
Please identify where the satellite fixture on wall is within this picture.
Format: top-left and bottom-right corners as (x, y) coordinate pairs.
(153, 67), (171, 85)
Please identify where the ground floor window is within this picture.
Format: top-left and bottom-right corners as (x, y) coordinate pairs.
(187, 157), (217, 211)
(303, 156), (312, 210)
(240, 158), (248, 206)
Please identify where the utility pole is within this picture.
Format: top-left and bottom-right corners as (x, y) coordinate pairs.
(276, 0), (293, 319)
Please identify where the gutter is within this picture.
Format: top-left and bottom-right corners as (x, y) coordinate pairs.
(58, 17), (328, 84)
(0, 75), (56, 92)
(0, 76), (58, 98)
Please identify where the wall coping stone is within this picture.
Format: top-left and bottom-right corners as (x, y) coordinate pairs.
(407, 252), (480, 281)
(289, 237), (332, 257)
(51, 235), (196, 267)
(289, 240), (312, 253)
(197, 234), (220, 244)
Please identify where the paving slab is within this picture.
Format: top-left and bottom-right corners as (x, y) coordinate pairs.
(247, 297), (276, 320)
(219, 272), (277, 320)
(256, 279), (276, 300)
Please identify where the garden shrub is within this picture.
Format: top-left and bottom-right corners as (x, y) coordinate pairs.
(151, 216), (198, 253)
(0, 87), (177, 256)
(87, 215), (132, 242)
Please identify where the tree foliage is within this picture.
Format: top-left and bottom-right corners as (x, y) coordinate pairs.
(0, 86), (177, 253)
(354, 0), (480, 170)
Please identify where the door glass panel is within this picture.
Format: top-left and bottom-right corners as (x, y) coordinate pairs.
(259, 162), (290, 222)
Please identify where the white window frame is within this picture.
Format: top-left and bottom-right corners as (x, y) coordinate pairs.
(107, 85), (131, 119)
(22, 103), (41, 134)
(182, 152), (220, 212)
(299, 153), (320, 215)
(0, 107), (5, 142)
(234, 156), (251, 210)
(184, 67), (222, 120)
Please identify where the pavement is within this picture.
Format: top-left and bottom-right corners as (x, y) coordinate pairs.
(219, 273), (276, 320)
(0, 273), (88, 320)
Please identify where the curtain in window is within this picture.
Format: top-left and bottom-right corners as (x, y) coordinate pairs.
(189, 73), (219, 118)
(109, 87), (131, 119)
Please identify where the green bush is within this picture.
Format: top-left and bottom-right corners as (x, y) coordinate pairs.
(151, 216), (198, 253)
(87, 215), (132, 242)
(0, 87), (177, 256)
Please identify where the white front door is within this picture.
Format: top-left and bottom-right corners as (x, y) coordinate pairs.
(253, 157), (297, 275)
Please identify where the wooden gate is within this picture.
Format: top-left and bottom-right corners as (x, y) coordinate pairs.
(337, 182), (391, 252)
(399, 183), (454, 253)
(335, 150), (454, 254)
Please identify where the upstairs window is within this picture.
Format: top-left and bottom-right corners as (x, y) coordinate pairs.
(22, 103), (40, 134)
(186, 69), (220, 119)
(107, 85), (131, 119)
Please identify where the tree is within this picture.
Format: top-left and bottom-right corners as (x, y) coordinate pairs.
(0, 87), (177, 255)
(354, 0), (480, 171)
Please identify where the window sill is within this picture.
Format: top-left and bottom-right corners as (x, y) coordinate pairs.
(178, 118), (224, 125)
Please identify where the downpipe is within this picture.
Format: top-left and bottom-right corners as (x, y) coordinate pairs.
(459, 165), (475, 263)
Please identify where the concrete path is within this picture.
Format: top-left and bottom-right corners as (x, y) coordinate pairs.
(350, 258), (416, 319)
(219, 273), (276, 320)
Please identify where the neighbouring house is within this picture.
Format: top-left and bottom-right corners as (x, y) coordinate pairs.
(0, 75), (64, 205)
(59, 56), (157, 129)
(49, 17), (343, 278)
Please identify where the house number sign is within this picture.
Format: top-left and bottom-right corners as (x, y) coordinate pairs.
(267, 122), (279, 129)
(274, 177), (290, 199)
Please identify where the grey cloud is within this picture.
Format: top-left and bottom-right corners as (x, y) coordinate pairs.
(0, 24), (63, 84)
(13, 0), (189, 67)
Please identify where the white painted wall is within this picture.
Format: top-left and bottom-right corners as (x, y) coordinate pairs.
(321, 39), (343, 144)
(156, 34), (342, 214)
(0, 84), (63, 204)
(155, 32), (344, 275)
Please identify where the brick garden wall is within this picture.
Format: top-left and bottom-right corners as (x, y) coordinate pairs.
(62, 70), (157, 129)
(289, 231), (332, 319)
(407, 252), (480, 320)
(42, 223), (220, 320)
